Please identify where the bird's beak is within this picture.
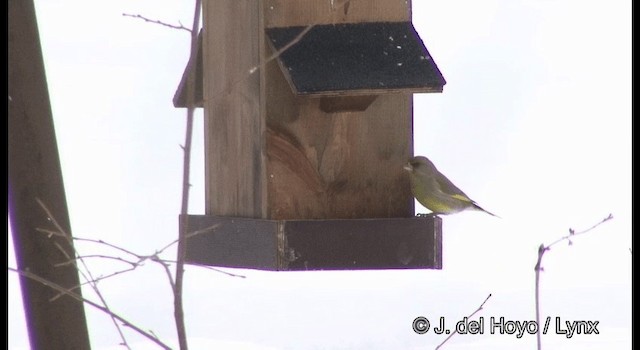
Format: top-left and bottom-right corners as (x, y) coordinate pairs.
(403, 163), (412, 172)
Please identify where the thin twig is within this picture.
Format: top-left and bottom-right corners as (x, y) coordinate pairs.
(9, 267), (171, 350)
(537, 214), (613, 256)
(54, 254), (138, 268)
(435, 293), (492, 349)
(234, 0), (351, 95)
(76, 266), (138, 288)
(534, 244), (544, 350)
(36, 199), (132, 348)
(155, 224), (220, 256)
(170, 261), (246, 279)
(174, 1), (202, 349)
(48, 264), (138, 302)
(151, 254), (177, 295)
(39, 220), (234, 295)
(248, 24), (315, 75)
(38, 231), (143, 260)
(123, 13), (192, 33)
(534, 214), (613, 350)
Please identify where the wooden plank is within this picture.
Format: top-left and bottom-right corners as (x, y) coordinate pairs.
(309, 86), (443, 97)
(183, 215), (442, 270)
(173, 30), (204, 108)
(264, 0), (411, 27)
(8, 0), (91, 348)
(203, 0), (267, 217)
(319, 95), (378, 113)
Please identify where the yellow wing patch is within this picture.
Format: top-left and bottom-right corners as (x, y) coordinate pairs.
(450, 194), (472, 203)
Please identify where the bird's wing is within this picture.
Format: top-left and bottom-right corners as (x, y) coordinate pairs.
(434, 170), (473, 203)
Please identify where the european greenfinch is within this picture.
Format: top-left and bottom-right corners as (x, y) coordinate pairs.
(404, 156), (498, 217)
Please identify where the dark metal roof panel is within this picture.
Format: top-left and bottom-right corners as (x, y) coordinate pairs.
(266, 22), (446, 95)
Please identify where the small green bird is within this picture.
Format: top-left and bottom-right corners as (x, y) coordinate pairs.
(404, 156), (498, 217)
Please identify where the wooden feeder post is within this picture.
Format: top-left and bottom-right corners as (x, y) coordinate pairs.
(175, 0), (446, 271)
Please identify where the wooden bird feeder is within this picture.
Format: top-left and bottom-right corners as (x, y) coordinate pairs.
(174, 0), (446, 271)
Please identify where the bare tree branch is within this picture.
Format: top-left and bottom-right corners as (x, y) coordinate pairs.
(155, 224), (220, 256)
(77, 266), (138, 288)
(239, 0), (351, 91)
(534, 214), (613, 350)
(248, 24), (315, 75)
(54, 254), (139, 269)
(174, 0), (202, 348)
(175, 261), (246, 279)
(435, 293), (492, 349)
(9, 267), (171, 350)
(38, 230), (143, 260)
(123, 13), (192, 33)
(36, 199), (132, 348)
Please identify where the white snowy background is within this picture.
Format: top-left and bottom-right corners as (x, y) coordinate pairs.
(9, 0), (631, 349)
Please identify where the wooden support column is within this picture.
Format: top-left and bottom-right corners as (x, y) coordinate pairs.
(203, 0), (267, 218)
(8, 0), (91, 348)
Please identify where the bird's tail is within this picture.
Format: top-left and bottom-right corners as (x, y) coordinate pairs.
(473, 203), (500, 218)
